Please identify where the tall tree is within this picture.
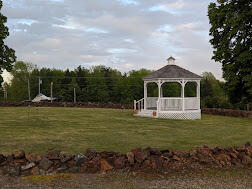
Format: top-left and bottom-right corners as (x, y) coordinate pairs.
(8, 61), (34, 101)
(208, 0), (252, 104)
(0, 1), (16, 84)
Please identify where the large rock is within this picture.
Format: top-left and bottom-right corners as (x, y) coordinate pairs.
(215, 154), (231, 162)
(100, 151), (117, 158)
(56, 165), (68, 173)
(61, 154), (73, 163)
(31, 167), (40, 175)
(131, 148), (142, 156)
(25, 153), (41, 163)
(0, 154), (6, 164)
(100, 159), (113, 172)
(46, 149), (61, 157)
(114, 156), (125, 169)
(172, 155), (181, 161)
(241, 155), (252, 165)
(13, 150), (25, 159)
(126, 152), (134, 164)
(74, 153), (88, 166)
(39, 158), (53, 171)
(245, 142), (251, 147)
(21, 163), (36, 171)
(150, 156), (163, 169)
(6, 165), (21, 176)
(6, 155), (14, 163)
(85, 148), (97, 160)
(135, 151), (148, 163)
(213, 146), (225, 154)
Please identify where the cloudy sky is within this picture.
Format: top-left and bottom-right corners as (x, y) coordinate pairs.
(2, 0), (223, 79)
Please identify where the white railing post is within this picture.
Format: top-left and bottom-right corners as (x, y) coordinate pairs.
(156, 100), (159, 117)
(134, 100), (136, 110)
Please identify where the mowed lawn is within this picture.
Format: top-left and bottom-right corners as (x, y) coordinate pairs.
(0, 107), (251, 155)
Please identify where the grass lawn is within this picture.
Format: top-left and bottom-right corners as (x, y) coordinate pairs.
(0, 107), (251, 155)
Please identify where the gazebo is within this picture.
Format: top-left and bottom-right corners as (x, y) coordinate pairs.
(134, 57), (202, 119)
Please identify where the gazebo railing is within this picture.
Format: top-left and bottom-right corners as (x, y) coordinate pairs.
(135, 97), (200, 112)
(146, 97), (158, 109)
(157, 97), (200, 112)
(134, 98), (144, 112)
(184, 97), (200, 110)
(158, 98), (183, 111)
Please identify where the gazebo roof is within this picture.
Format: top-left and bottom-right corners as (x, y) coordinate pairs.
(143, 64), (202, 80)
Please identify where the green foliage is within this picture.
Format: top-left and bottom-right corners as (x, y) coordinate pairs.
(201, 72), (231, 108)
(7, 61), (35, 101)
(208, 0), (252, 104)
(0, 1), (16, 82)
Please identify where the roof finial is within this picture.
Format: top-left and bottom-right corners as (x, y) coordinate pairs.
(167, 56), (175, 65)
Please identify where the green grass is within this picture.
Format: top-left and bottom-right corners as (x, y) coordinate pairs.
(0, 107), (251, 154)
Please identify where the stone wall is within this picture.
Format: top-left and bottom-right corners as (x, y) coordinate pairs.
(0, 143), (251, 176)
(0, 102), (133, 109)
(202, 108), (252, 118)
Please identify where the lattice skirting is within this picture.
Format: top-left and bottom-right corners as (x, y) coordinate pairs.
(158, 110), (201, 120)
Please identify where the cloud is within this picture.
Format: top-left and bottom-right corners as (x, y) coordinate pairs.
(1, 0), (222, 79)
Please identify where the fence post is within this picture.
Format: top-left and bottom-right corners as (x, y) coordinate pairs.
(74, 88), (76, 103)
(134, 100), (136, 110)
(50, 82), (53, 103)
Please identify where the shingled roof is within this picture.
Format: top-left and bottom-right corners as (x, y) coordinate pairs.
(143, 64), (202, 80)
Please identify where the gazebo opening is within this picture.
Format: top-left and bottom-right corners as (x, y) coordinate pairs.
(147, 82), (158, 97)
(162, 82), (181, 97)
(134, 57), (202, 120)
(185, 82), (197, 97)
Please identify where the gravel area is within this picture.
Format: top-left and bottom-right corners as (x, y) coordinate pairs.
(0, 168), (252, 189)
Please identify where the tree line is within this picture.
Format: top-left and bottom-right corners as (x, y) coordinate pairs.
(1, 61), (248, 110)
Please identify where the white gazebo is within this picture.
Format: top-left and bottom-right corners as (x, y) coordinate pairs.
(134, 57), (202, 119)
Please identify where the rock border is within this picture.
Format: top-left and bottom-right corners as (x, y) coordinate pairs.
(1, 143), (251, 177)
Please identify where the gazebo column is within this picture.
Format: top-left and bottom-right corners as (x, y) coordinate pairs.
(157, 80), (162, 114)
(196, 80), (200, 110)
(158, 80), (162, 98)
(144, 81), (147, 110)
(182, 80), (185, 111)
(196, 80), (200, 98)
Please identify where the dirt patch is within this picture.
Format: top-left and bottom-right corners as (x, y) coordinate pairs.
(0, 168), (252, 189)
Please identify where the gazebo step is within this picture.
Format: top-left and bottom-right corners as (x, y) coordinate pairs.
(135, 110), (155, 118)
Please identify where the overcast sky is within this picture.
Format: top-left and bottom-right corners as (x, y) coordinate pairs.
(2, 0), (223, 80)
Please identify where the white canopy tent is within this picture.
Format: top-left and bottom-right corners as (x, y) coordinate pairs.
(32, 93), (52, 102)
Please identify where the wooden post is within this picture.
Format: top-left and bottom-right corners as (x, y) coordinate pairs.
(5, 88), (7, 102)
(38, 76), (41, 94)
(3, 87), (6, 102)
(74, 88), (76, 103)
(28, 74), (31, 101)
(134, 100), (136, 110)
(50, 82), (53, 103)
